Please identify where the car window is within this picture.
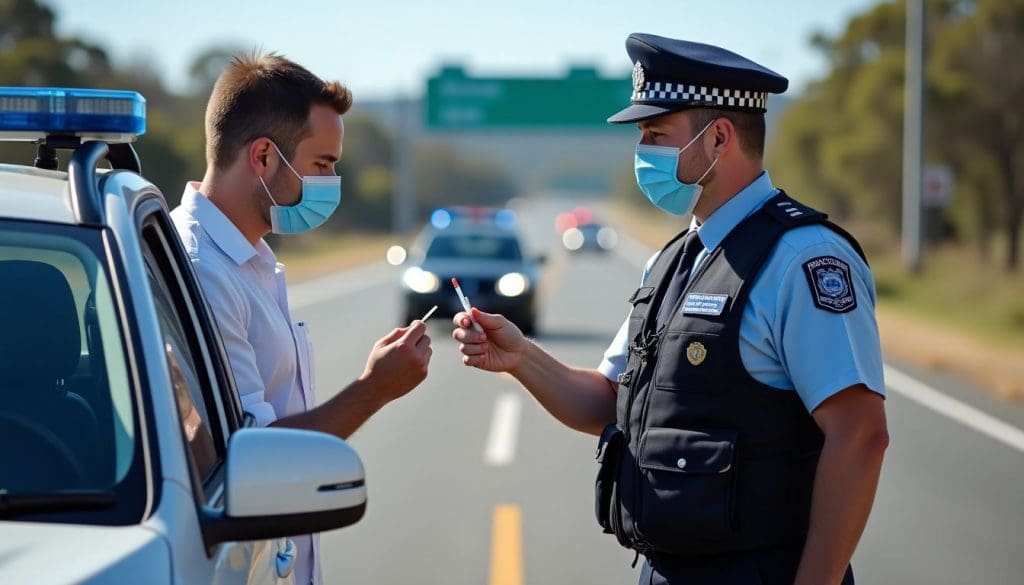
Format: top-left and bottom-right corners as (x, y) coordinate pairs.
(139, 215), (227, 492)
(147, 265), (220, 480)
(0, 224), (136, 494)
(425, 233), (522, 261)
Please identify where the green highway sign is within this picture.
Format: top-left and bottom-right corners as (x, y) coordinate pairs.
(425, 66), (632, 130)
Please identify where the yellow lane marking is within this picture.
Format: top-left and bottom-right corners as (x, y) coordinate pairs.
(489, 504), (524, 585)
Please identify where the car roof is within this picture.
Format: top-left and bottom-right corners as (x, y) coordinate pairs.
(0, 163), (76, 224)
(429, 225), (519, 237)
(423, 219), (522, 237)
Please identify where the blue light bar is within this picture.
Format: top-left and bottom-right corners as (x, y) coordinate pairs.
(430, 208), (453, 229)
(494, 209), (517, 230)
(0, 87), (146, 139)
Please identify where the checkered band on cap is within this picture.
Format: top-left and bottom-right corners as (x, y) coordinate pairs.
(632, 81), (768, 110)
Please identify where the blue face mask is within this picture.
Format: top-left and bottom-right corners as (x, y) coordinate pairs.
(634, 119), (718, 216)
(259, 141), (342, 234)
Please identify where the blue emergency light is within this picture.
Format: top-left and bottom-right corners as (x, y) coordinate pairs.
(0, 87), (146, 140)
(429, 206), (517, 230)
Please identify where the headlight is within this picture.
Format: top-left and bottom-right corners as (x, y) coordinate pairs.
(402, 267), (440, 293)
(562, 228), (584, 251)
(386, 245), (407, 265)
(597, 227), (618, 250)
(496, 272), (529, 297)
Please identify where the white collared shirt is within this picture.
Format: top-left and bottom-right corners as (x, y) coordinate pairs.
(171, 182), (320, 585)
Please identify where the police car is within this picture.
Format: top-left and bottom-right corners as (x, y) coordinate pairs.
(0, 88), (367, 584)
(561, 222), (618, 253)
(555, 207), (618, 254)
(388, 207), (544, 335)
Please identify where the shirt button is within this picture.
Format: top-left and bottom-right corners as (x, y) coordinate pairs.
(676, 457), (687, 469)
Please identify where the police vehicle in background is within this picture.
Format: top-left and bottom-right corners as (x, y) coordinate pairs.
(388, 206), (545, 335)
(561, 222), (618, 253)
(0, 88), (367, 584)
(554, 206), (618, 253)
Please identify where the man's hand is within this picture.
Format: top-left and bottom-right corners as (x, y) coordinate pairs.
(273, 321), (432, 440)
(360, 320), (432, 403)
(452, 308), (527, 374)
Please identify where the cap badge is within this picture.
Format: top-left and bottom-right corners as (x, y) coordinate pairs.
(632, 61), (646, 94)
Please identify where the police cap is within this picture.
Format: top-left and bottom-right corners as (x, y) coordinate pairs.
(608, 33), (788, 124)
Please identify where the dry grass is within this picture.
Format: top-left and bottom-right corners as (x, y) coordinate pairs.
(876, 307), (1024, 400)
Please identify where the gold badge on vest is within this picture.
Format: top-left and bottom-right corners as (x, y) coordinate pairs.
(686, 341), (707, 366)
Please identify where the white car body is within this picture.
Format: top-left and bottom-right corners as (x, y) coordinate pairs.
(0, 133), (366, 584)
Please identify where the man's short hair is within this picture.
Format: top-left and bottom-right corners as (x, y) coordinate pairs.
(685, 108), (766, 159)
(205, 52), (352, 170)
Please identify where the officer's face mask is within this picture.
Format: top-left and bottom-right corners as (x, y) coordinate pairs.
(634, 118), (718, 216)
(258, 141), (342, 235)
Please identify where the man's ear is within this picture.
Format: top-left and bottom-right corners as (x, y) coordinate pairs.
(248, 137), (276, 178)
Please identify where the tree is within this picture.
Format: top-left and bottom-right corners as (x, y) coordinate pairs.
(414, 142), (518, 213)
(334, 115), (396, 231)
(0, 0), (202, 208)
(770, 0), (1024, 271)
(931, 0), (1024, 269)
(769, 2), (937, 232)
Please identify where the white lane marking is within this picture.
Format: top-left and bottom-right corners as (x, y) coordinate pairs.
(289, 261), (394, 310)
(614, 228), (1024, 455)
(485, 392), (523, 467)
(884, 365), (1024, 454)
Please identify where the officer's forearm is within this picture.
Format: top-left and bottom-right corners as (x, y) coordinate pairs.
(794, 421), (888, 585)
(508, 341), (618, 435)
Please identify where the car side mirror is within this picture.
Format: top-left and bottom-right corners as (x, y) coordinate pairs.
(534, 253), (548, 265)
(202, 428), (367, 548)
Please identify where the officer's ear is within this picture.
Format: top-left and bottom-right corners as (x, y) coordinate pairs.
(709, 117), (736, 158)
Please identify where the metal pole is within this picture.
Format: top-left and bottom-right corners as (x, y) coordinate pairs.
(393, 97), (416, 235)
(902, 0), (925, 272)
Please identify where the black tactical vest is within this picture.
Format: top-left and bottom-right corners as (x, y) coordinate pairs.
(595, 191), (866, 559)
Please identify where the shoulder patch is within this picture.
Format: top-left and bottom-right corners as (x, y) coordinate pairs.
(803, 256), (857, 313)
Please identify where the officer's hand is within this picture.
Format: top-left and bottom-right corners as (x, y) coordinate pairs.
(361, 320), (432, 402)
(452, 308), (525, 373)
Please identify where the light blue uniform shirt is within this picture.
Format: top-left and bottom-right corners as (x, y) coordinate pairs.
(599, 172), (885, 412)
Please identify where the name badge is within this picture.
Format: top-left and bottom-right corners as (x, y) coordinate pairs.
(682, 293), (729, 316)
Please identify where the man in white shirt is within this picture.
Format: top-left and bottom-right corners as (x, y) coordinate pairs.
(171, 52), (433, 585)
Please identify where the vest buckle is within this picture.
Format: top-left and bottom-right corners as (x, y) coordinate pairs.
(629, 330), (659, 361)
(616, 370), (633, 386)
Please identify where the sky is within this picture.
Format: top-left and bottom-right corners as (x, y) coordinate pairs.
(46, 0), (881, 100)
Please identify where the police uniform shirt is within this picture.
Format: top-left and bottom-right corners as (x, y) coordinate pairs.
(598, 171), (886, 412)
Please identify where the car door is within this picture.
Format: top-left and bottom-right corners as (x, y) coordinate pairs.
(134, 197), (293, 585)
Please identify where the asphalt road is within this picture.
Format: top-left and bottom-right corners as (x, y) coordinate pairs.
(291, 198), (1024, 585)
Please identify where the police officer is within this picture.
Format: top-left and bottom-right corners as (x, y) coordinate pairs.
(452, 34), (888, 585)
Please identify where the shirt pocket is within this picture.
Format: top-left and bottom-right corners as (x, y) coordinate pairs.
(291, 321), (316, 409)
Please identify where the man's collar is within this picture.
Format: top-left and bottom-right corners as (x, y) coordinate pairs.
(179, 182), (259, 266)
(690, 171), (778, 252)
